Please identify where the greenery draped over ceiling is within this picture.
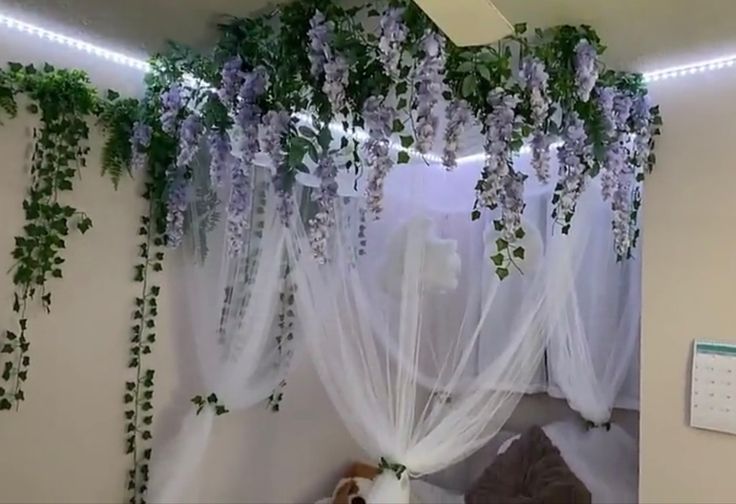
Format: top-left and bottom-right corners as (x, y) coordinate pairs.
(0, 0), (662, 502)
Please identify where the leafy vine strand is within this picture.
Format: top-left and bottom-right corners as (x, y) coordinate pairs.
(0, 63), (95, 411)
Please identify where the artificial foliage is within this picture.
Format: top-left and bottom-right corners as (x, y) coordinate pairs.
(122, 0), (661, 285)
(100, 90), (172, 504)
(0, 0), (663, 502)
(0, 63), (95, 411)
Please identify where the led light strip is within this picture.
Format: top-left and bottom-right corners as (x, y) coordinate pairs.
(0, 13), (150, 71)
(643, 54), (736, 82)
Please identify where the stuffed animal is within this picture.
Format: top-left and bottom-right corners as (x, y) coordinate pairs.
(330, 463), (380, 504)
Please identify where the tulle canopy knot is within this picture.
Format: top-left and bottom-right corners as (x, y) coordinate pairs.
(378, 457), (407, 480)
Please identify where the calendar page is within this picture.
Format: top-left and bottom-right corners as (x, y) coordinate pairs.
(691, 341), (736, 435)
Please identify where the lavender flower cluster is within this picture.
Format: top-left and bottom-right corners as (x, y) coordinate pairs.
(228, 65), (269, 252)
(520, 57), (552, 183)
(130, 121), (152, 173)
(554, 112), (593, 227)
(218, 56), (244, 106)
(165, 170), (190, 249)
(362, 96), (395, 217)
(309, 154), (339, 264)
(208, 131), (233, 187)
(160, 85), (184, 135)
(631, 94), (654, 173)
(261, 110), (293, 223)
(378, 7), (408, 76)
(476, 88), (521, 211)
(574, 40), (599, 103)
(164, 112), (202, 248)
(413, 32), (446, 154)
(308, 11), (349, 114)
(599, 88), (633, 200)
(442, 99), (472, 170)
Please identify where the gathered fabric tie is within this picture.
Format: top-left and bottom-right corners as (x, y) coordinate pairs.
(585, 419), (612, 431)
(378, 457), (407, 480)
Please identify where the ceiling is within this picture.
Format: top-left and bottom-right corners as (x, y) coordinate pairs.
(1, 0), (735, 74)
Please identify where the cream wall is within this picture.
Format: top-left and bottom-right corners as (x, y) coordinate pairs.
(641, 70), (736, 502)
(0, 36), (361, 504)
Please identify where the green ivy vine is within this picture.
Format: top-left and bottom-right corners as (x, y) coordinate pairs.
(0, 63), (95, 411)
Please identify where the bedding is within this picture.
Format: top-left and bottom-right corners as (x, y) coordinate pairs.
(465, 425), (591, 504)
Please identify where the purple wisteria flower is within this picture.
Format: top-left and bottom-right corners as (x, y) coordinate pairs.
(165, 112), (201, 249)
(554, 112), (593, 228)
(160, 85), (184, 135)
(323, 55), (349, 113)
(307, 10), (348, 114)
(225, 66), (270, 251)
(413, 32), (446, 154)
(261, 110), (293, 223)
(574, 39), (599, 103)
(208, 131), (234, 187)
(632, 94), (653, 171)
(442, 99), (472, 170)
(611, 181), (633, 258)
(476, 88), (521, 212)
(378, 7), (408, 76)
(500, 171), (526, 243)
(520, 57), (552, 182)
(166, 170), (190, 249)
(227, 160), (252, 255)
(176, 113), (203, 169)
(130, 121), (152, 173)
(307, 11), (331, 78)
(363, 96), (395, 217)
(218, 56), (244, 106)
(309, 154), (339, 264)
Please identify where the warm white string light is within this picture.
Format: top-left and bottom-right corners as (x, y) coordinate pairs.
(0, 9), (729, 166)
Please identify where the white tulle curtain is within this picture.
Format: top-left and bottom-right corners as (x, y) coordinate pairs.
(285, 160), (593, 503)
(544, 180), (641, 423)
(149, 158), (290, 503)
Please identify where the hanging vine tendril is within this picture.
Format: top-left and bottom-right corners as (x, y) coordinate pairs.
(0, 63), (95, 411)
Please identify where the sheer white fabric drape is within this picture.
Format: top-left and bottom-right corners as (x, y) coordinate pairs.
(286, 161), (592, 503)
(543, 175), (641, 423)
(149, 159), (290, 503)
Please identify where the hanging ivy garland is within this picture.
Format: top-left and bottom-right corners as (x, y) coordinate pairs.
(99, 90), (172, 504)
(0, 63), (95, 411)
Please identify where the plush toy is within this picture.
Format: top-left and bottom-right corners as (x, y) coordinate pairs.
(330, 463), (380, 504)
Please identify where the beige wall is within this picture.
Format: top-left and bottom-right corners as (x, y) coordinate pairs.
(0, 39), (361, 504)
(641, 71), (736, 502)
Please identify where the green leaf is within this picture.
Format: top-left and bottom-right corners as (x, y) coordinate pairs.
(400, 135), (414, 148)
(298, 126), (316, 138)
(317, 127), (332, 151)
(457, 62), (475, 73)
(215, 405), (229, 416)
(491, 253), (505, 266)
(477, 65), (492, 82)
(512, 247), (526, 260)
(397, 151), (410, 164)
(7, 62), (22, 73)
(461, 75), (478, 98)
(514, 22), (528, 34)
(496, 238), (509, 251)
(77, 217), (92, 234)
(43, 63), (55, 73)
(106, 89), (120, 101)
(471, 210), (481, 221)
(496, 267), (510, 281)
(392, 119), (404, 133)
